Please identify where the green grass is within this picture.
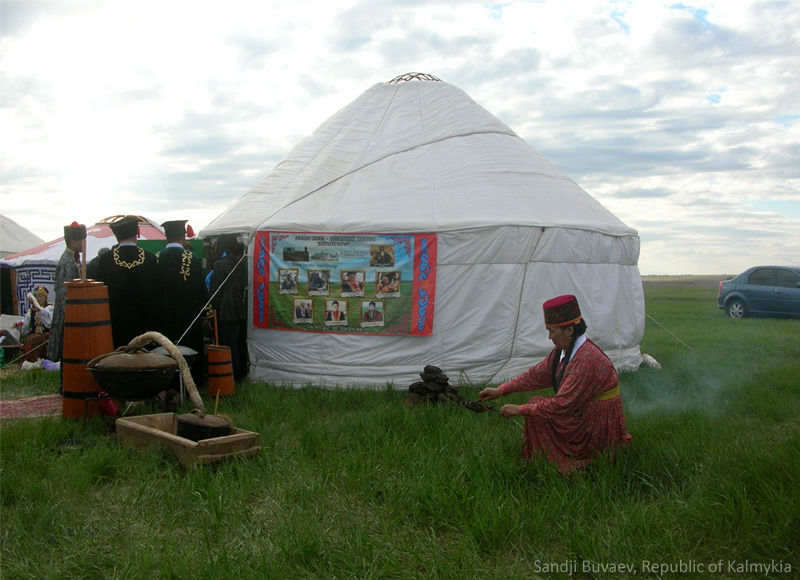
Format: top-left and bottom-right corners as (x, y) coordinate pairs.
(0, 365), (61, 398)
(1, 279), (799, 578)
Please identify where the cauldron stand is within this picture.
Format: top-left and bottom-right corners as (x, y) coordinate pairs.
(82, 392), (162, 422)
(83, 366), (179, 420)
(150, 345), (197, 406)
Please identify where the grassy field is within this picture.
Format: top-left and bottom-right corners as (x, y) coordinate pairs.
(1, 277), (798, 578)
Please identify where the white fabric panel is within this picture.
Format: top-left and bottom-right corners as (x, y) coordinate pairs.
(513, 261), (644, 356)
(437, 227), (543, 265)
(432, 262), (522, 365)
(247, 328), (443, 387)
(534, 228), (639, 265)
(224, 135), (635, 236)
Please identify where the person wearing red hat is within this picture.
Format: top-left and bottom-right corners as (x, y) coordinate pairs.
(47, 222), (86, 363)
(479, 294), (631, 473)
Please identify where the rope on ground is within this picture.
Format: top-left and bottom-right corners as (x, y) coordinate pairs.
(645, 312), (693, 351)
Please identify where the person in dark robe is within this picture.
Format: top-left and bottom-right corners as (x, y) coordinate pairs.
(85, 247), (110, 280)
(157, 220), (207, 384)
(48, 222), (85, 362)
(479, 295), (631, 474)
(95, 215), (161, 348)
(210, 235), (246, 382)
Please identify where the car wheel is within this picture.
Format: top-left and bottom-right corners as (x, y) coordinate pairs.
(726, 299), (746, 319)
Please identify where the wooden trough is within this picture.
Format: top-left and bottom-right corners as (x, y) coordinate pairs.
(116, 413), (261, 470)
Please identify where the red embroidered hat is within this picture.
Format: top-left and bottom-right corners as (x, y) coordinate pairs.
(63, 221), (86, 242)
(543, 294), (582, 327)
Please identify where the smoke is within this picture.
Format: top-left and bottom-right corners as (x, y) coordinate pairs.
(623, 350), (747, 419)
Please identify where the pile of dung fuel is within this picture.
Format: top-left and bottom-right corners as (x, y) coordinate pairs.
(405, 365), (494, 412)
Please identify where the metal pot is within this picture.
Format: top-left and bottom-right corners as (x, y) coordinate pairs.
(176, 412), (232, 441)
(87, 350), (177, 399)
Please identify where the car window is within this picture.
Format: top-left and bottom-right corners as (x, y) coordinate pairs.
(748, 268), (775, 286)
(776, 269), (800, 288)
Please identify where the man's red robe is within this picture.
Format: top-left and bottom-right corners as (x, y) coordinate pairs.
(499, 339), (632, 473)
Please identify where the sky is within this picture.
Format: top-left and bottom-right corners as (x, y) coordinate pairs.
(1, 0), (798, 275)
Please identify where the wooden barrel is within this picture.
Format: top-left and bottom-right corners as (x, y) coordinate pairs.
(62, 280), (114, 418)
(207, 345), (235, 396)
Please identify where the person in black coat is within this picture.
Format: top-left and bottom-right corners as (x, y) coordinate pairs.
(95, 216), (161, 348)
(210, 235), (246, 381)
(157, 220), (207, 384)
(85, 247), (110, 280)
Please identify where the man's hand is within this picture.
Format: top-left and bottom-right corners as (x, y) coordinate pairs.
(499, 404), (522, 417)
(478, 387), (502, 401)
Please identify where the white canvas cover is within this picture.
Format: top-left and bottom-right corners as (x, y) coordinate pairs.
(202, 77), (645, 387)
(1, 215), (44, 258)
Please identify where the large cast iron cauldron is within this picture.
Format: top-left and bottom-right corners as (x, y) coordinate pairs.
(88, 350), (177, 400)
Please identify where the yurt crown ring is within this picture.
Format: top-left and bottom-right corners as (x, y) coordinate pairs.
(387, 72), (442, 84)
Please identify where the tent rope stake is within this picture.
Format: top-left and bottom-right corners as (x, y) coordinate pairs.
(645, 312), (693, 351)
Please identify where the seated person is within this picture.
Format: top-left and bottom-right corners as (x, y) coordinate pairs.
(479, 295), (631, 474)
(18, 287), (54, 363)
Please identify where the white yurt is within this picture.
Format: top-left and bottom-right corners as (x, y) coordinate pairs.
(201, 73), (645, 387)
(1, 215), (45, 259)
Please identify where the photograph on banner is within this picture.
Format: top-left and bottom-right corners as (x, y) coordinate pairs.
(279, 268), (298, 294)
(360, 300), (384, 327)
(324, 299), (348, 325)
(376, 271), (401, 297)
(293, 298), (313, 324)
(252, 231), (436, 335)
(307, 269), (330, 295)
(340, 271), (365, 297)
(370, 244), (394, 267)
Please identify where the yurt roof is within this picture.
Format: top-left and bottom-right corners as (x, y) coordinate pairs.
(1, 215), (45, 258)
(201, 74), (636, 238)
(0, 215), (165, 268)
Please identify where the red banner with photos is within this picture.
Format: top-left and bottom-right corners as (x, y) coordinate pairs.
(252, 231), (436, 336)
